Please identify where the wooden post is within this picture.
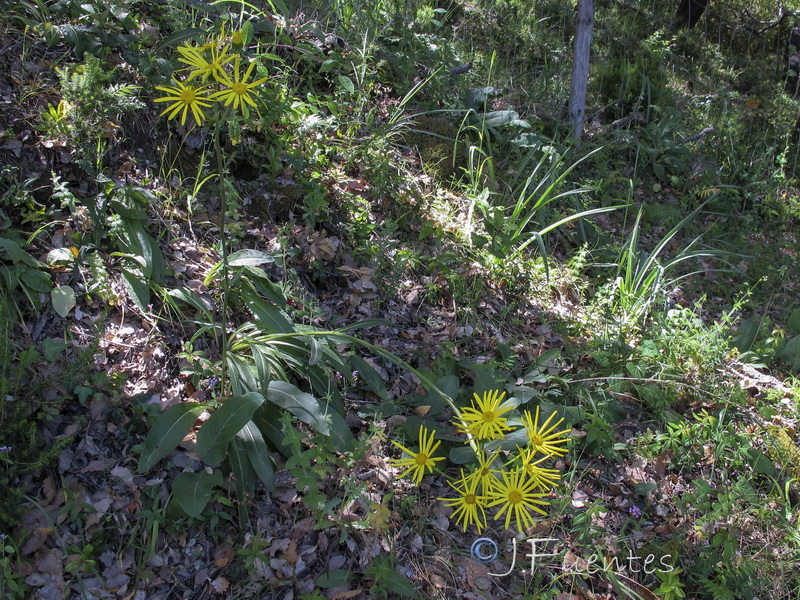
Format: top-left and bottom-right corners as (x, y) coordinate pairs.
(568, 0), (594, 142)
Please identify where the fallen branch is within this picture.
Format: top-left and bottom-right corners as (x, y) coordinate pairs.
(676, 127), (714, 144)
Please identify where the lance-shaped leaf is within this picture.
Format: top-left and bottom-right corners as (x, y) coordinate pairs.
(267, 381), (331, 436)
(138, 402), (204, 473)
(196, 392), (265, 465)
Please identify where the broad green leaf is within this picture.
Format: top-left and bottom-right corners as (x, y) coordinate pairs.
(237, 421), (275, 492)
(243, 288), (295, 333)
(51, 285), (76, 317)
(228, 249), (275, 267)
(0, 237), (41, 266)
(172, 470), (222, 517)
(329, 410), (354, 453)
(120, 265), (150, 311)
(778, 335), (800, 371)
(338, 75), (355, 94)
(226, 353), (258, 397)
(308, 337), (323, 366)
(46, 247), (77, 265)
(732, 318), (760, 353)
(196, 392), (265, 465)
(138, 402), (204, 473)
(449, 445), (476, 464)
(228, 436), (256, 495)
(267, 380), (330, 436)
(787, 307), (800, 335)
(121, 220), (153, 277)
(19, 268), (53, 293)
(744, 447), (777, 477)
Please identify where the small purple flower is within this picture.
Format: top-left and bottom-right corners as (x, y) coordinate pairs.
(629, 505), (642, 519)
(207, 377), (219, 390)
(0, 447), (11, 452)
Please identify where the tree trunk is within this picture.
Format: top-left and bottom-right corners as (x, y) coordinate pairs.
(675, 0), (709, 29)
(568, 0), (594, 141)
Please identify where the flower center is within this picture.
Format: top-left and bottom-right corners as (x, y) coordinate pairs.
(530, 434), (543, 446)
(482, 411), (495, 423)
(415, 453), (428, 466)
(179, 88), (197, 103)
(232, 82), (247, 96)
(464, 493), (476, 505)
(509, 490), (522, 504)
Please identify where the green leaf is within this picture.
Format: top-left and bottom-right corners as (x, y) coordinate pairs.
(0, 237), (42, 266)
(172, 470), (222, 518)
(196, 392), (265, 465)
(228, 249), (275, 267)
(787, 307), (800, 335)
(243, 288), (295, 333)
(449, 445), (476, 464)
(120, 265), (150, 311)
(228, 435), (256, 495)
(732, 318), (760, 353)
(338, 75), (355, 94)
(778, 335), (800, 371)
(236, 421), (275, 492)
(51, 285), (76, 317)
(328, 410), (354, 453)
(267, 381), (331, 436)
(18, 268), (52, 294)
(139, 402), (204, 473)
(42, 338), (68, 362)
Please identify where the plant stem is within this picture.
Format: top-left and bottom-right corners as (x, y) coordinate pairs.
(213, 119), (230, 399)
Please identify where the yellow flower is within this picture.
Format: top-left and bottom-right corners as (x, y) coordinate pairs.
(486, 466), (550, 533)
(522, 406), (571, 457)
(465, 447), (502, 492)
(154, 80), (213, 126)
(438, 469), (488, 532)
(520, 447), (562, 490)
(390, 425), (445, 484)
(177, 43), (234, 83)
(211, 56), (268, 117)
(457, 390), (514, 440)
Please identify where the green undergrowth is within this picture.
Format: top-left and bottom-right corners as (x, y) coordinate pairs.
(1, 0), (800, 598)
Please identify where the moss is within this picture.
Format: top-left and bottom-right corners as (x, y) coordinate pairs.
(405, 115), (467, 183)
(765, 425), (800, 481)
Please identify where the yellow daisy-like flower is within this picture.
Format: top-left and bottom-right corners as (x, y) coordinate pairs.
(177, 43), (234, 83)
(390, 425), (445, 484)
(437, 469), (488, 532)
(211, 56), (268, 116)
(486, 466), (550, 533)
(522, 406), (571, 457)
(457, 390), (514, 440)
(520, 447), (562, 490)
(465, 447), (502, 492)
(154, 80), (213, 126)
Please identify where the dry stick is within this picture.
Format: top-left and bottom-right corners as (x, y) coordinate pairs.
(676, 127), (715, 144)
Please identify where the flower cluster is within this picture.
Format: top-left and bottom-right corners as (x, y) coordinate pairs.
(389, 391), (571, 533)
(154, 28), (268, 126)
